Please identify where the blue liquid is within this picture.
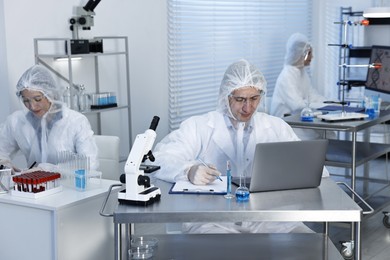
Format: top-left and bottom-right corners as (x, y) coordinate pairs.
(366, 108), (376, 119)
(227, 174), (231, 194)
(301, 116), (314, 122)
(75, 169), (86, 190)
(235, 189), (250, 201)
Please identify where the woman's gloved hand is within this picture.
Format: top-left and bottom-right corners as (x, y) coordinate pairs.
(21, 163), (59, 174)
(0, 159), (21, 174)
(21, 166), (44, 174)
(22, 163), (59, 173)
(187, 163), (221, 185)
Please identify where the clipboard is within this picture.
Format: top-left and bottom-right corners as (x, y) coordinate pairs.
(169, 176), (227, 195)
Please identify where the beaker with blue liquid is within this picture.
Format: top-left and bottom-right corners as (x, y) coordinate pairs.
(235, 171), (249, 202)
(365, 95), (381, 119)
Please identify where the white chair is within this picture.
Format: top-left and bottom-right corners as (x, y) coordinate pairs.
(94, 135), (120, 181)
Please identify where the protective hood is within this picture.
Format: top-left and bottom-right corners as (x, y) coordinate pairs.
(217, 59), (267, 119)
(16, 64), (60, 102)
(284, 33), (311, 67)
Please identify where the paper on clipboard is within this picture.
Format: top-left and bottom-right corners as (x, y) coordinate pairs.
(170, 176), (227, 194)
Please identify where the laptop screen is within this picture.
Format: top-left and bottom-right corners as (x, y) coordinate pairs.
(233, 140), (328, 192)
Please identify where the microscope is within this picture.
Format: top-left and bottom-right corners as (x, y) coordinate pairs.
(69, 0), (100, 39)
(118, 116), (162, 206)
(67, 0), (103, 54)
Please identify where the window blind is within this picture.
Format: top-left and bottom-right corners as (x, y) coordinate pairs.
(168, 0), (312, 131)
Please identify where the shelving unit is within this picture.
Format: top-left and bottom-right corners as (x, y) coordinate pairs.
(34, 36), (132, 162)
(332, 7), (370, 104)
(333, 8), (390, 141)
(335, 7), (390, 104)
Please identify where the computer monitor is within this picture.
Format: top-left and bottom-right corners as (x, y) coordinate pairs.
(366, 45), (390, 94)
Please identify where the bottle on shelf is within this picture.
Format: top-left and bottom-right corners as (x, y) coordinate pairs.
(71, 85), (79, 111)
(63, 85), (72, 108)
(77, 84), (88, 111)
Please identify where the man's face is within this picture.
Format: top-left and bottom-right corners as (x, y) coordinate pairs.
(228, 87), (262, 122)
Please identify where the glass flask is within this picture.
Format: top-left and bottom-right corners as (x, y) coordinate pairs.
(300, 106), (314, 122)
(235, 171), (249, 201)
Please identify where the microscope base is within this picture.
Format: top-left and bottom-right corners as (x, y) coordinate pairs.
(118, 187), (161, 206)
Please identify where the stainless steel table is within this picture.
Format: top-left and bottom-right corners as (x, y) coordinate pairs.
(284, 110), (390, 194)
(111, 178), (362, 260)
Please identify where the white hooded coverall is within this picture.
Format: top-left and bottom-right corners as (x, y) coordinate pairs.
(0, 65), (98, 171)
(153, 59), (324, 233)
(270, 33), (329, 140)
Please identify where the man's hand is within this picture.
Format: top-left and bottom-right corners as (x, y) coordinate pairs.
(187, 163), (221, 185)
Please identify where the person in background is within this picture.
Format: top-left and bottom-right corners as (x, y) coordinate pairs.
(0, 64), (98, 173)
(153, 59), (328, 234)
(270, 33), (331, 140)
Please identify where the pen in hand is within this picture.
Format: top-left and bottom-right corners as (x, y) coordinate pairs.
(197, 158), (223, 181)
(29, 161), (37, 169)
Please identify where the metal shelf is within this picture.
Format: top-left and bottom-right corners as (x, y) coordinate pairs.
(138, 233), (344, 260)
(82, 105), (129, 115)
(34, 36), (132, 162)
(37, 51), (127, 59)
(325, 139), (390, 168)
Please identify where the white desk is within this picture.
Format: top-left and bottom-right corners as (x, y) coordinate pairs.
(0, 179), (120, 260)
(112, 178), (362, 259)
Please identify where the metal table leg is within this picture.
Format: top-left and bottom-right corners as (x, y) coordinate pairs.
(115, 223), (121, 260)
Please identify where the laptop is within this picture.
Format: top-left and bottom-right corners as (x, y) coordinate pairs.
(232, 139), (328, 192)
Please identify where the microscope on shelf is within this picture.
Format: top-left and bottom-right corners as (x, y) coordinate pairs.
(118, 116), (162, 206)
(67, 0), (103, 54)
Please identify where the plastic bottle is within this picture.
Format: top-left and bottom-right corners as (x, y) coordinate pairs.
(78, 84), (87, 111)
(71, 85), (79, 111)
(63, 86), (72, 108)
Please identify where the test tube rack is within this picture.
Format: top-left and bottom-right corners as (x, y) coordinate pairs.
(11, 171), (62, 199)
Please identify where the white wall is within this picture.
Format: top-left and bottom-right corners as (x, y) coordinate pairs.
(1, 0), (388, 152)
(0, 0), (169, 149)
(0, 0), (10, 122)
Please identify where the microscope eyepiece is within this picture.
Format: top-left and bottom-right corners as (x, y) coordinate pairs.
(83, 0), (101, 12)
(149, 116), (160, 131)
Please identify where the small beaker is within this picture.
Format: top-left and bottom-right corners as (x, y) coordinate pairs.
(0, 168), (12, 194)
(74, 169), (87, 191)
(129, 236), (158, 259)
(365, 95), (382, 119)
(129, 247), (154, 259)
(301, 106), (314, 122)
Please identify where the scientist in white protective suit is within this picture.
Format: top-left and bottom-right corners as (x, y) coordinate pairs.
(153, 59), (329, 234)
(270, 33), (333, 140)
(0, 65), (98, 173)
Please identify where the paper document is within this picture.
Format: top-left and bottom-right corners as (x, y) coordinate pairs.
(170, 176), (227, 194)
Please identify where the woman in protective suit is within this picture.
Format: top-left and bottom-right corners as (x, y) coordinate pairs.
(0, 64), (98, 172)
(153, 59), (327, 233)
(270, 33), (330, 140)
